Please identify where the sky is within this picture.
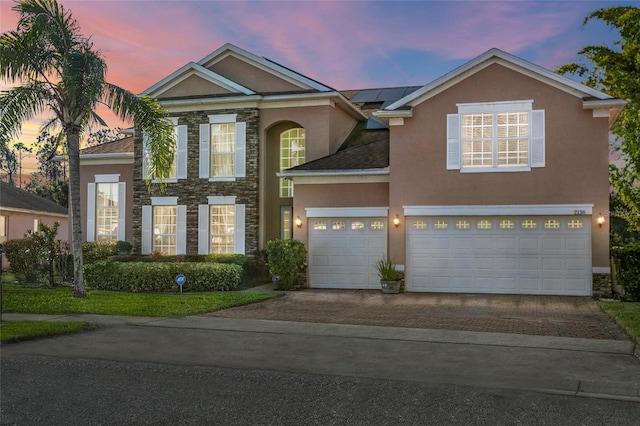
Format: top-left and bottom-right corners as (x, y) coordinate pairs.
(0, 0), (635, 175)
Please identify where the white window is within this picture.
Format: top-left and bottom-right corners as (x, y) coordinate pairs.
(197, 196), (245, 255)
(280, 128), (305, 197)
(33, 218), (40, 232)
(281, 207), (292, 239)
(87, 175), (126, 242)
(199, 115), (246, 181)
(0, 215), (7, 243)
(447, 101), (544, 172)
(332, 221), (345, 230)
(522, 219), (537, 229)
(568, 219), (583, 229)
(153, 205), (177, 255)
(351, 221), (365, 230)
(545, 219), (560, 229)
(142, 119), (187, 181)
(499, 219), (515, 229)
(434, 220), (448, 230)
(371, 221), (385, 230)
(141, 197), (186, 255)
(96, 183), (119, 241)
(413, 220), (427, 230)
(477, 220), (492, 229)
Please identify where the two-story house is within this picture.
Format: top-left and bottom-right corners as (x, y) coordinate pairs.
(80, 44), (624, 296)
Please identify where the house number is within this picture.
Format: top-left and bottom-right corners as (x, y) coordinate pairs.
(573, 210), (586, 215)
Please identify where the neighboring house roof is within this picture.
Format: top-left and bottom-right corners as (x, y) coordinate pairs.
(342, 86), (421, 117)
(0, 181), (68, 216)
(79, 136), (134, 155)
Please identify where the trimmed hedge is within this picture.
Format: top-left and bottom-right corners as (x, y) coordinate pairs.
(612, 243), (640, 301)
(84, 261), (242, 292)
(107, 253), (247, 266)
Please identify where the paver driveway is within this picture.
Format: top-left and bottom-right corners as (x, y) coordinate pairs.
(206, 290), (630, 340)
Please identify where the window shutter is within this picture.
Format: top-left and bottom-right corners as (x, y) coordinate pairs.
(235, 122), (246, 178)
(446, 114), (461, 170)
(176, 205), (187, 255)
(176, 125), (188, 179)
(86, 183), (96, 241)
(531, 110), (545, 168)
(198, 204), (210, 255)
(234, 204), (245, 254)
(117, 182), (126, 241)
(199, 124), (210, 178)
(141, 205), (152, 254)
(142, 134), (150, 180)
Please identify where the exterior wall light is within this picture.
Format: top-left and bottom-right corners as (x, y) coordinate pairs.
(393, 214), (401, 228)
(597, 213), (605, 228)
(295, 216), (303, 228)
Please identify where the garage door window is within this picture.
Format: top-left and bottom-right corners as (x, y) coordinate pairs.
(313, 221), (327, 230)
(522, 220), (537, 229)
(477, 220), (492, 229)
(371, 221), (385, 230)
(351, 221), (365, 230)
(332, 221), (345, 230)
(455, 220), (470, 229)
(568, 219), (583, 229)
(545, 219), (560, 229)
(434, 220), (448, 229)
(413, 220), (427, 230)
(499, 219), (514, 229)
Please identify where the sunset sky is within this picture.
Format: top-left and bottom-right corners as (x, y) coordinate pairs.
(0, 0), (634, 174)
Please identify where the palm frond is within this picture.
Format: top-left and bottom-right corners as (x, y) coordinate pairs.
(0, 83), (51, 146)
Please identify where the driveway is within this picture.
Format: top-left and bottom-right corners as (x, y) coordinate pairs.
(205, 290), (629, 340)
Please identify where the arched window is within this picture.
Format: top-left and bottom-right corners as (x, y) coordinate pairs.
(280, 128), (305, 197)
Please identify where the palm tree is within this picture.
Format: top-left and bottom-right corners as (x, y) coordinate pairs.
(0, 0), (175, 297)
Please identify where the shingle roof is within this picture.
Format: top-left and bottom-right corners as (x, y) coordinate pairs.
(285, 132), (389, 172)
(0, 181), (68, 215)
(80, 136), (134, 155)
(341, 86), (422, 117)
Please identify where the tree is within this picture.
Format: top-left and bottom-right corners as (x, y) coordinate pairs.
(557, 6), (640, 231)
(0, 0), (176, 297)
(0, 145), (17, 184)
(25, 131), (68, 207)
(13, 141), (32, 188)
(27, 221), (61, 287)
(87, 127), (123, 147)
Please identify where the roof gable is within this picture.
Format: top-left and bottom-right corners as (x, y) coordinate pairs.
(386, 48), (616, 111)
(198, 43), (333, 93)
(142, 61), (255, 98)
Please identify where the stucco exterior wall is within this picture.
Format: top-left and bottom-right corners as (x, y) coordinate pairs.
(80, 162), (134, 244)
(158, 74), (234, 99)
(292, 182), (389, 248)
(0, 209), (68, 270)
(387, 63), (610, 267)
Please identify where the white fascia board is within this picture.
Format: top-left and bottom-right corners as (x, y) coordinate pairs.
(78, 153), (134, 166)
(386, 48), (616, 111)
(279, 168), (389, 178)
(142, 62), (255, 97)
(0, 207), (68, 218)
(151, 196), (179, 206)
(288, 174), (389, 185)
(583, 99), (627, 127)
(198, 43), (333, 93)
(372, 110), (413, 119)
(306, 207), (389, 218)
(403, 204), (594, 216)
(261, 92), (366, 120)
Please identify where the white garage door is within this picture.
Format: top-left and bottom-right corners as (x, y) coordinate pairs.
(406, 216), (592, 295)
(309, 217), (387, 289)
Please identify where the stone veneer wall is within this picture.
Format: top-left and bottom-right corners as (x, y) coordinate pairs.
(132, 108), (260, 255)
(592, 273), (612, 298)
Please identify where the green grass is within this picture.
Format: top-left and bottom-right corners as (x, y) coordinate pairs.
(1, 272), (18, 284)
(1, 284), (277, 317)
(0, 321), (98, 343)
(598, 301), (640, 345)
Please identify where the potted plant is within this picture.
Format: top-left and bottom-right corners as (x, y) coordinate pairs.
(375, 256), (403, 294)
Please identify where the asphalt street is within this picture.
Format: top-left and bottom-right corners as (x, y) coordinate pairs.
(2, 316), (640, 424)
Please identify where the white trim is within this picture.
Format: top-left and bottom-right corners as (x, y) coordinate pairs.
(208, 196), (236, 205)
(593, 267), (611, 274)
(457, 100), (533, 113)
(403, 204), (594, 216)
(260, 97), (335, 109)
(208, 177), (236, 182)
(79, 156), (134, 166)
(386, 48), (615, 111)
(306, 207), (389, 218)
(460, 166), (531, 173)
(86, 183), (96, 242)
(209, 114), (237, 123)
(234, 204), (246, 254)
(290, 174), (390, 185)
(150, 197), (178, 206)
(197, 43), (333, 93)
(169, 117), (179, 125)
(94, 174), (120, 183)
(198, 204), (210, 255)
(279, 168), (389, 178)
(117, 182), (126, 241)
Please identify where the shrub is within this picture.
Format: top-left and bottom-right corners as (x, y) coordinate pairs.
(82, 241), (117, 264)
(3, 239), (43, 282)
(83, 261), (242, 292)
(264, 239), (307, 290)
(27, 222), (61, 287)
(612, 242), (640, 301)
(114, 240), (133, 254)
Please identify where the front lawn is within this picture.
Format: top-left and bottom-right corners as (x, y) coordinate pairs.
(0, 321), (97, 343)
(598, 301), (640, 345)
(1, 284), (276, 317)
